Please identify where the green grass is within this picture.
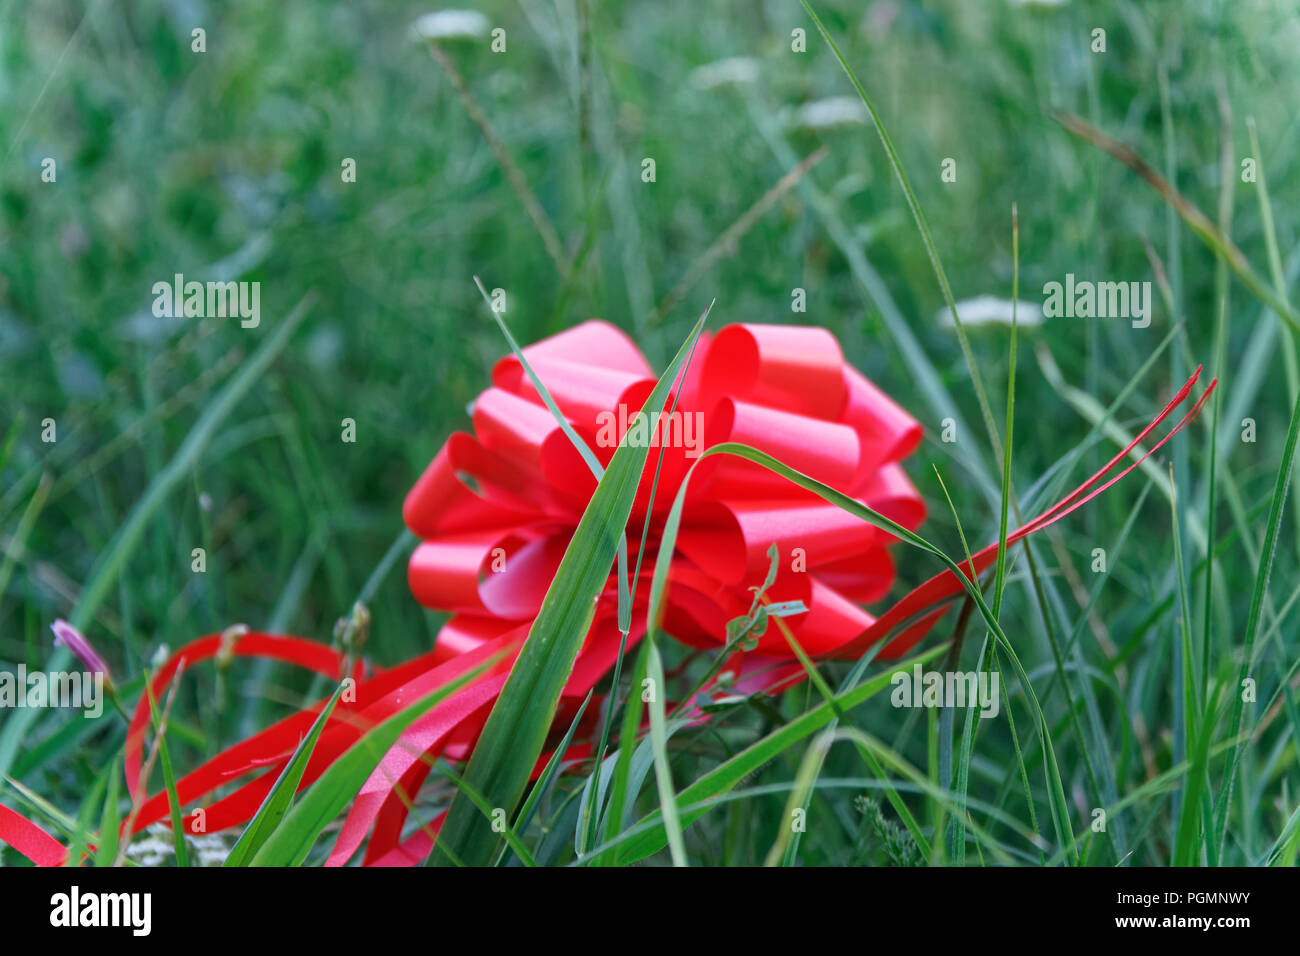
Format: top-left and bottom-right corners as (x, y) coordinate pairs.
(2, 0), (1298, 867)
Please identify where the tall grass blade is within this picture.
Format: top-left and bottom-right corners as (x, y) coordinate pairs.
(1213, 386), (1300, 855)
(249, 656), (497, 866)
(613, 643), (949, 864)
(801, 0), (1004, 462)
(224, 682), (345, 866)
(0, 293), (315, 784)
(431, 306), (710, 866)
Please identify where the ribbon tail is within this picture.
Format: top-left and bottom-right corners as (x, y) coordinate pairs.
(828, 369), (1216, 660)
(0, 802), (68, 867)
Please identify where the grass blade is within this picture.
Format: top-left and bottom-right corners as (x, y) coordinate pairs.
(1213, 385), (1300, 855)
(801, 0), (1004, 463)
(497, 689), (593, 866)
(1053, 111), (1300, 335)
(613, 643), (949, 864)
(249, 655), (499, 866)
(224, 682), (345, 866)
(431, 306), (710, 866)
(0, 293), (315, 786)
(144, 672), (188, 867)
(94, 757), (123, 868)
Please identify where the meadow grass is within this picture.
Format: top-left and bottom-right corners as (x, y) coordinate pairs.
(2, 0), (1298, 866)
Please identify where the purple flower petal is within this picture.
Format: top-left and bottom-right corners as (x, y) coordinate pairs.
(51, 619), (110, 677)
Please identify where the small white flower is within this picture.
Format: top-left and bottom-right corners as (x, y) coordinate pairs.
(409, 10), (490, 43)
(690, 57), (760, 91)
(790, 97), (868, 130)
(936, 295), (1044, 329)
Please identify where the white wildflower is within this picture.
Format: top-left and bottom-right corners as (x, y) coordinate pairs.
(936, 295), (1044, 329)
(409, 10), (490, 43)
(790, 97), (868, 130)
(690, 57), (760, 90)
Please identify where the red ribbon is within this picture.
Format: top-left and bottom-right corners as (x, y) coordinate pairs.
(404, 321), (927, 664)
(99, 321), (1213, 868)
(0, 802), (68, 867)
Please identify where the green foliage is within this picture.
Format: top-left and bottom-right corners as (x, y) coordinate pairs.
(2, 0), (1297, 868)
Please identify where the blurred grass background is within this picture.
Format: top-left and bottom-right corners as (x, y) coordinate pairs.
(2, 0), (1298, 864)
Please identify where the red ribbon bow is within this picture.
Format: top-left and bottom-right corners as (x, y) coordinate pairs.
(404, 321), (927, 676)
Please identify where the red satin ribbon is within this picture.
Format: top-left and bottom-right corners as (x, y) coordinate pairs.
(106, 321), (1213, 869)
(405, 322), (928, 663)
(0, 802), (68, 867)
